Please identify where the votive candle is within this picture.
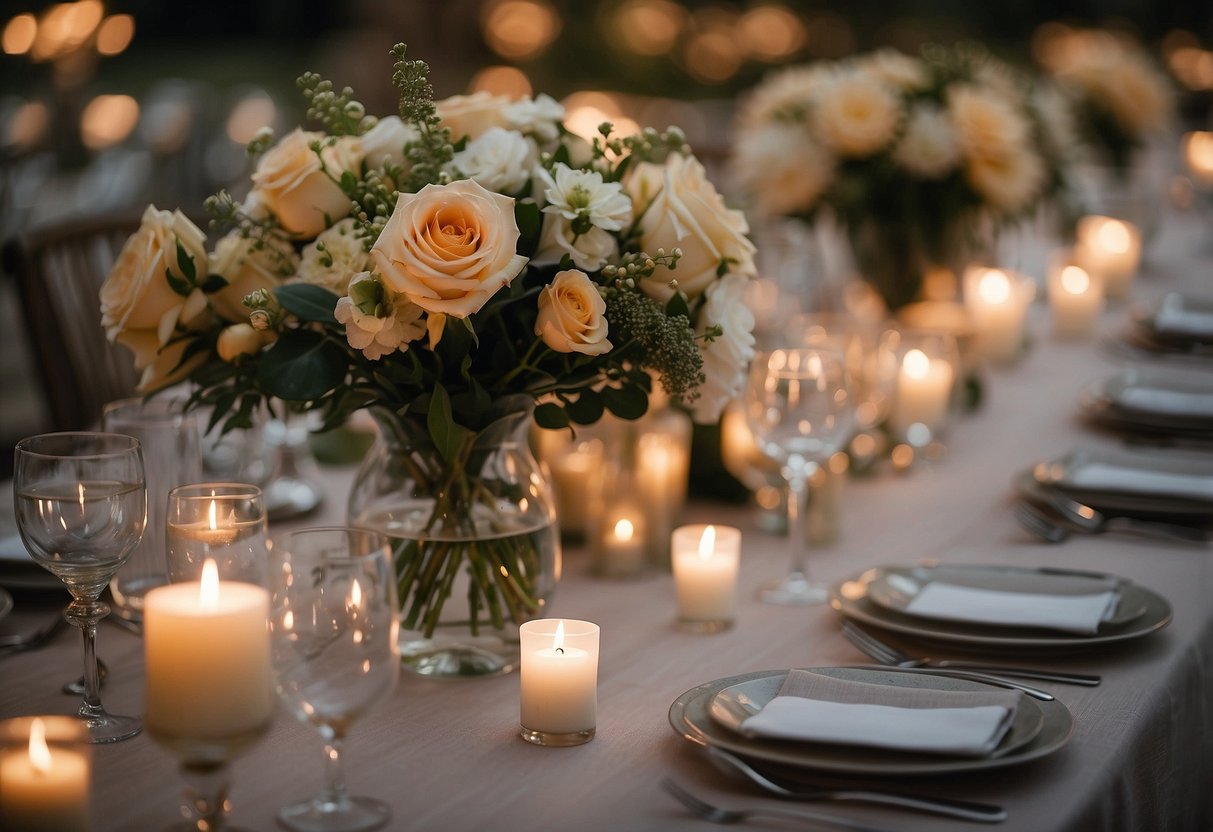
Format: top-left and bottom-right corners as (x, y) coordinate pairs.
(1074, 215), (1141, 299)
(1047, 254), (1104, 338)
(671, 524), (741, 632)
(890, 348), (954, 440)
(963, 267), (1034, 363)
(1183, 131), (1213, 188)
(0, 717), (89, 832)
(519, 619), (600, 746)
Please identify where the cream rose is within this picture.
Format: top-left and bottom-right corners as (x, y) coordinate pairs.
(371, 179), (528, 317)
(812, 68), (902, 158)
(208, 231), (298, 323)
(534, 269), (611, 356)
(628, 154), (756, 302)
(691, 273), (756, 424)
(359, 115), (418, 171)
(250, 128), (361, 238)
(731, 123), (834, 217)
(298, 219), (371, 295)
(99, 205), (212, 391)
(436, 91), (512, 141)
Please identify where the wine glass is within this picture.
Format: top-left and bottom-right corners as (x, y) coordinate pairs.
(268, 528), (400, 832)
(744, 348), (854, 605)
(13, 432), (147, 742)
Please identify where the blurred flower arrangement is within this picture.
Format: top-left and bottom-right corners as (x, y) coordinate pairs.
(99, 44), (756, 656)
(730, 44), (1075, 309)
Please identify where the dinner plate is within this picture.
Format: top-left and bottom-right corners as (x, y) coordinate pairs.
(668, 667), (1073, 776)
(1133, 293), (1213, 346)
(1023, 447), (1213, 517)
(864, 563), (1146, 628)
(830, 566), (1171, 650)
(1079, 369), (1213, 437)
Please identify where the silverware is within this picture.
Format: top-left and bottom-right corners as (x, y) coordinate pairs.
(0, 613), (67, 657)
(62, 658), (108, 695)
(1015, 500), (1071, 543)
(661, 778), (886, 831)
(842, 621), (1101, 688)
(1040, 490), (1212, 544)
(704, 746), (1007, 823)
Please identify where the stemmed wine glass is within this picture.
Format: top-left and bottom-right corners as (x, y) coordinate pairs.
(13, 432), (147, 742)
(268, 528), (400, 832)
(745, 348), (854, 605)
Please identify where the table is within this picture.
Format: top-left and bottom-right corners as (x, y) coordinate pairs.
(2, 213), (1212, 832)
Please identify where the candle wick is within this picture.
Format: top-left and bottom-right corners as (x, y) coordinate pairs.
(555, 647), (564, 654)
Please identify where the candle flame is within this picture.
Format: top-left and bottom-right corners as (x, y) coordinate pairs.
(349, 578), (363, 609)
(697, 525), (717, 560)
(552, 620), (565, 652)
(199, 559), (219, 610)
(903, 348), (930, 379)
(613, 518), (635, 542)
(1060, 265), (1090, 295)
(77, 482), (85, 510)
(1096, 219), (1131, 253)
(207, 499), (218, 532)
(28, 718), (51, 773)
(978, 269), (1011, 304)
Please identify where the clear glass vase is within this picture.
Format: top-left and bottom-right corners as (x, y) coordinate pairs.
(347, 401), (560, 678)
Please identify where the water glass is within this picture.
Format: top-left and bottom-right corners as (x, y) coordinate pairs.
(166, 484), (268, 585)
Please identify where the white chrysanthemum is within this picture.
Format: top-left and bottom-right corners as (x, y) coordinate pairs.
(298, 219), (370, 295)
(334, 273), (426, 360)
(948, 84), (1030, 161)
(538, 163), (632, 231)
(857, 49), (929, 90)
(736, 65), (827, 127)
(892, 105), (961, 179)
(450, 126), (534, 194)
(532, 215), (619, 272)
(730, 122), (834, 217)
(812, 69), (902, 158)
(966, 143), (1046, 213)
(504, 93), (565, 142)
(692, 272), (756, 423)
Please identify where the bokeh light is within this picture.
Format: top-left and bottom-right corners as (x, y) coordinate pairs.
(2, 13), (37, 55)
(96, 14), (135, 56)
(469, 65), (533, 99)
(5, 101), (50, 150)
(612, 0), (686, 57)
(562, 91), (638, 143)
(80, 93), (139, 150)
(226, 91), (278, 144)
(739, 4), (805, 62)
(482, 0), (562, 61)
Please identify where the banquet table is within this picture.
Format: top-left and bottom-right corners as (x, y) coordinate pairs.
(3, 214), (1213, 832)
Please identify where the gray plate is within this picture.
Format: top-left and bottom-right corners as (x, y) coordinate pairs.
(1080, 370), (1213, 435)
(1022, 448), (1213, 517)
(669, 667), (1072, 777)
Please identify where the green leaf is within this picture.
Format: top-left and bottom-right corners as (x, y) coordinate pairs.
(256, 330), (346, 400)
(340, 170), (358, 193)
(165, 267), (192, 298)
(665, 291), (690, 320)
(565, 389), (604, 424)
(275, 284), (340, 324)
(514, 200), (542, 254)
(200, 274), (230, 294)
(426, 384), (472, 463)
(534, 402), (569, 430)
(601, 384), (648, 420)
(175, 239), (197, 283)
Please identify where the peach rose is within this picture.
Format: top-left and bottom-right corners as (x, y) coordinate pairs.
(216, 323), (269, 362)
(436, 91), (512, 141)
(208, 231), (298, 323)
(370, 179), (528, 317)
(535, 269), (611, 356)
(250, 128), (361, 238)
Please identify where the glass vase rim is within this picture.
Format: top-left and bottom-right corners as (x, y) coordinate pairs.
(268, 526), (392, 560)
(14, 431), (142, 459)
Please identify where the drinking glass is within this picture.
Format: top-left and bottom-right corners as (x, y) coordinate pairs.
(13, 432), (146, 742)
(268, 528), (400, 832)
(744, 349), (854, 605)
(166, 484), (268, 585)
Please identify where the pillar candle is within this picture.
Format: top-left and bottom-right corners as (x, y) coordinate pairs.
(0, 717), (89, 832)
(890, 348), (954, 438)
(1048, 258), (1104, 338)
(963, 267), (1034, 363)
(671, 525), (740, 630)
(519, 619), (600, 745)
(634, 429), (690, 563)
(1074, 215), (1141, 299)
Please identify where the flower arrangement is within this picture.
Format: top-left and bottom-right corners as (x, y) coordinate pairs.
(100, 45), (756, 668)
(730, 44), (1074, 309)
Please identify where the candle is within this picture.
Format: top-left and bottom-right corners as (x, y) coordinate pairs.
(890, 347), (955, 443)
(1074, 215), (1141, 299)
(634, 428), (690, 564)
(963, 267), (1034, 363)
(537, 431), (605, 538)
(519, 619), (600, 746)
(595, 502), (648, 578)
(1047, 255), (1104, 338)
(0, 717), (89, 832)
(166, 484), (268, 584)
(1183, 131), (1213, 188)
(143, 560), (273, 750)
(671, 525), (741, 632)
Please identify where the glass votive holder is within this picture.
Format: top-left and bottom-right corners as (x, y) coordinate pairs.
(886, 329), (960, 456)
(962, 266), (1035, 365)
(1073, 215), (1142, 299)
(533, 425), (607, 541)
(166, 483), (268, 585)
(1047, 251), (1104, 339)
(592, 484), (650, 579)
(0, 716), (91, 832)
(671, 524), (741, 633)
(519, 618), (600, 747)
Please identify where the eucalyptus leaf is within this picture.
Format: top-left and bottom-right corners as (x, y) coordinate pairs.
(257, 330), (346, 400)
(565, 389), (604, 424)
(427, 384), (472, 463)
(275, 284), (341, 324)
(601, 384), (648, 420)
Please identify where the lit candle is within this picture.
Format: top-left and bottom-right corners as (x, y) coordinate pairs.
(890, 348), (954, 440)
(519, 619), (600, 746)
(143, 560), (273, 747)
(1074, 215), (1141, 299)
(963, 267), (1034, 363)
(671, 524), (741, 632)
(634, 429), (690, 563)
(0, 717), (89, 832)
(539, 433), (605, 538)
(165, 485), (268, 584)
(596, 504), (647, 578)
(1047, 256), (1104, 338)
(1183, 131), (1213, 188)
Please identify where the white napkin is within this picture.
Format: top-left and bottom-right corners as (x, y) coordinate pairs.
(1153, 305), (1213, 338)
(904, 582), (1119, 634)
(1068, 462), (1213, 501)
(739, 670), (1021, 757)
(1116, 387), (1213, 418)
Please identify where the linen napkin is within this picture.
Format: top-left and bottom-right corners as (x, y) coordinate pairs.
(1067, 462), (1213, 502)
(1115, 386), (1213, 419)
(903, 581), (1119, 634)
(739, 670), (1022, 757)
(1153, 305), (1213, 339)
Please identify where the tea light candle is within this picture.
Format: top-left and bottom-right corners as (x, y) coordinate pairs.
(1074, 215), (1141, 299)
(596, 498), (647, 578)
(1183, 131), (1213, 188)
(963, 267), (1034, 363)
(1048, 258), (1104, 338)
(671, 524), (741, 632)
(519, 619), (600, 746)
(890, 348), (954, 440)
(0, 717), (89, 832)
(166, 485), (268, 584)
(144, 560), (273, 745)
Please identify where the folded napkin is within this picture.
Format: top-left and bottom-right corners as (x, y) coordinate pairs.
(1153, 305), (1213, 339)
(904, 581), (1118, 634)
(1115, 387), (1213, 419)
(1068, 462), (1213, 502)
(739, 670), (1022, 757)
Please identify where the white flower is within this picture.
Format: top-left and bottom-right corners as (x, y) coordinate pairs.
(504, 94), (565, 142)
(731, 122), (834, 217)
(1030, 84), (1081, 160)
(857, 50), (929, 90)
(360, 115), (418, 171)
(736, 65), (826, 127)
(532, 214), (618, 272)
(892, 105), (961, 179)
(692, 273), (756, 424)
(538, 163), (632, 231)
(334, 273), (426, 360)
(966, 144), (1046, 213)
(298, 218), (370, 295)
(812, 68), (902, 158)
(451, 126), (534, 194)
(948, 85), (1030, 160)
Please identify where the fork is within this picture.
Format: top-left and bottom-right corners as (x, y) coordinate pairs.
(662, 778), (887, 831)
(1015, 500), (1071, 543)
(842, 621), (1101, 687)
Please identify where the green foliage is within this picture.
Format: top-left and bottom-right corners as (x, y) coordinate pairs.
(296, 71), (376, 136)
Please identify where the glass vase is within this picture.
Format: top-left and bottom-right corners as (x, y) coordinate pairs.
(347, 401), (560, 678)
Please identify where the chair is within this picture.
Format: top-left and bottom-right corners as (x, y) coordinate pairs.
(2, 211), (146, 431)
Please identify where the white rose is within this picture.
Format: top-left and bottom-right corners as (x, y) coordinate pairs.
(692, 273), (756, 424)
(628, 153), (756, 302)
(360, 115), (419, 171)
(250, 128), (361, 238)
(437, 91), (512, 140)
(948, 85), (1029, 162)
(504, 93), (565, 141)
(451, 126), (534, 194)
(532, 214), (618, 272)
(892, 105), (961, 179)
(731, 122), (834, 217)
(298, 218), (371, 295)
(534, 269), (611, 355)
(812, 68), (902, 158)
(208, 231), (298, 323)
